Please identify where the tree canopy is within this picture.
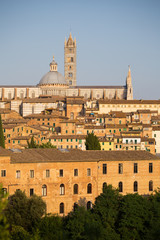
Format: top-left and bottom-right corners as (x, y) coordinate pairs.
(0, 114), (5, 148)
(27, 137), (56, 149)
(85, 133), (101, 150)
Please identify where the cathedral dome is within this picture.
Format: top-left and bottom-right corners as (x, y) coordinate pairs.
(38, 56), (67, 86)
(39, 71), (66, 86)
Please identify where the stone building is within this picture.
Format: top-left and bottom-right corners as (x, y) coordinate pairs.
(0, 33), (133, 116)
(0, 148), (160, 215)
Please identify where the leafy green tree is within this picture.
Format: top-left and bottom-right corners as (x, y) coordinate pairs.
(38, 142), (56, 149)
(0, 185), (10, 240)
(85, 133), (101, 150)
(27, 136), (37, 148)
(5, 190), (46, 233)
(0, 114), (5, 148)
(92, 184), (120, 240)
(10, 225), (31, 240)
(38, 215), (64, 240)
(65, 206), (104, 240)
(118, 194), (151, 240)
(147, 190), (160, 240)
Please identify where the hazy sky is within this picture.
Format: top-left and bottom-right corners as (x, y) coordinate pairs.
(0, 0), (160, 99)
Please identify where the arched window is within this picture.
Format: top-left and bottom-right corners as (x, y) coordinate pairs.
(60, 202), (64, 214)
(70, 112), (74, 120)
(84, 93), (88, 99)
(20, 92), (24, 99)
(2, 188), (7, 196)
(119, 182), (123, 192)
(32, 106), (34, 114)
(87, 201), (92, 210)
(69, 80), (72, 85)
(149, 180), (153, 191)
(73, 184), (78, 194)
(134, 181), (138, 192)
(42, 185), (47, 196)
(32, 92), (35, 98)
(8, 92), (11, 99)
(87, 183), (92, 194)
(73, 203), (78, 211)
(97, 94), (100, 99)
(102, 182), (107, 192)
(60, 184), (65, 195)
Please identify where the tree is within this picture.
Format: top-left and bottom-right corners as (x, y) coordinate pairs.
(5, 190), (46, 233)
(27, 136), (37, 148)
(118, 194), (151, 240)
(38, 215), (64, 240)
(0, 184), (10, 240)
(92, 184), (120, 240)
(27, 137), (56, 149)
(85, 133), (101, 150)
(0, 114), (5, 148)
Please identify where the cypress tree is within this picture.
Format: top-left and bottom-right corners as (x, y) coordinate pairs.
(0, 115), (5, 148)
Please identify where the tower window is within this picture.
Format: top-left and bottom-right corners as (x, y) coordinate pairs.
(71, 57), (73, 62)
(68, 72), (73, 77)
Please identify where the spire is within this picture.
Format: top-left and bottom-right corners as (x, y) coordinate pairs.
(69, 32), (73, 40)
(127, 65), (131, 78)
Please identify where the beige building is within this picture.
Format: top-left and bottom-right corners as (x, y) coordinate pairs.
(0, 148), (160, 215)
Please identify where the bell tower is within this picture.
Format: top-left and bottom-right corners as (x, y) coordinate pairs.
(64, 33), (77, 86)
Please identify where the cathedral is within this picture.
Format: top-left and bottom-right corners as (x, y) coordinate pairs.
(0, 33), (133, 115)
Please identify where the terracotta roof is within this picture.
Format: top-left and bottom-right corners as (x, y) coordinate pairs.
(9, 149), (160, 163)
(12, 136), (30, 140)
(0, 147), (11, 156)
(141, 137), (155, 142)
(49, 135), (86, 139)
(24, 114), (67, 119)
(84, 125), (105, 129)
(152, 126), (160, 131)
(98, 99), (160, 104)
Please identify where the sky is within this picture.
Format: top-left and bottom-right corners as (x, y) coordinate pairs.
(0, 0), (160, 99)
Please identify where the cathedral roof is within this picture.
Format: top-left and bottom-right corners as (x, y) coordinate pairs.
(38, 71), (66, 86)
(38, 56), (67, 86)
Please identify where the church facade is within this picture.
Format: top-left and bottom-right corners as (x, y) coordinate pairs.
(0, 33), (133, 115)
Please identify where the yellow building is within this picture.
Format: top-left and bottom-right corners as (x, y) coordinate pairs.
(0, 148), (160, 215)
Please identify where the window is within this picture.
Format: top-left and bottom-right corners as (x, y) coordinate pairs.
(30, 188), (34, 196)
(149, 180), (153, 191)
(103, 182), (107, 192)
(87, 168), (91, 176)
(30, 170), (34, 178)
(73, 184), (78, 194)
(74, 169), (78, 176)
(42, 185), (47, 196)
(68, 72), (73, 77)
(60, 202), (64, 214)
(1, 170), (6, 177)
(87, 183), (92, 194)
(119, 182), (123, 192)
(2, 188), (7, 196)
(126, 140), (128, 144)
(103, 164), (107, 174)
(71, 57), (73, 62)
(119, 163), (123, 174)
(134, 181), (138, 192)
(149, 163), (153, 173)
(60, 184), (65, 195)
(134, 163), (138, 173)
(135, 139), (137, 144)
(87, 201), (92, 210)
(16, 170), (21, 179)
(46, 170), (50, 178)
(59, 169), (63, 177)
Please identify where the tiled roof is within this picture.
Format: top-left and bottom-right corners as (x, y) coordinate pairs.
(9, 149), (160, 163)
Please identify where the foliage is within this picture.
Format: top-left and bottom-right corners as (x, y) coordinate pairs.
(27, 137), (56, 149)
(27, 136), (37, 148)
(64, 206), (104, 240)
(0, 114), (5, 148)
(38, 215), (64, 240)
(93, 184), (120, 240)
(5, 190), (46, 233)
(0, 184), (10, 240)
(85, 133), (101, 150)
(118, 194), (151, 240)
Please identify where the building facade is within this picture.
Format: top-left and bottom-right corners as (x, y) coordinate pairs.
(0, 148), (159, 215)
